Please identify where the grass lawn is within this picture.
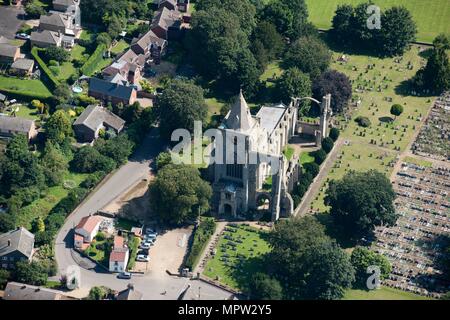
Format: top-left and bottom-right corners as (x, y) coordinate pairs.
(403, 156), (433, 167)
(85, 238), (110, 266)
(260, 60), (283, 86)
(12, 104), (40, 120)
(71, 44), (87, 61)
(16, 172), (88, 229)
(300, 151), (315, 165)
(111, 39), (129, 55)
(344, 286), (433, 300)
(0, 75), (52, 99)
(203, 224), (270, 290)
(283, 145), (295, 161)
(305, 0), (450, 43)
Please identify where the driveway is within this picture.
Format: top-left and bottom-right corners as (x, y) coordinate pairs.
(0, 6), (25, 40)
(54, 129), (234, 299)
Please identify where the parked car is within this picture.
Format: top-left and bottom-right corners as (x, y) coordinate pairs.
(144, 234), (156, 241)
(140, 242), (151, 250)
(117, 272), (132, 279)
(136, 254), (150, 262)
(15, 33), (30, 40)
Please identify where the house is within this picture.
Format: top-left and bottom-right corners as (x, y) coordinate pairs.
(10, 58), (35, 76)
(30, 30), (62, 48)
(0, 43), (20, 64)
(131, 29), (167, 64)
(0, 115), (38, 141)
(52, 0), (80, 12)
(38, 11), (81, 39)
(102, 49), (145, 85)
(0, 227), (34, 270)
(109, 235), (129, 273)
(73, 105), (126, 142)
(150, 7), (182, 40)
(154, 0), (177, 11)
(74, 215), (102, 249)
(88, 77), (137, 106)
(3, 282), (78, 300)
(115, 284), (143, 300)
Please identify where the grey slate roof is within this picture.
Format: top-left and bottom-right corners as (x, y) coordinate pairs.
(0, 93), (6, 101)
(89, 77), (135, 101)
(30, 30), (61, 45)
(53, 0), (79, 7)
(11, 58), (35, 71)
(0, 43), (18, 58)
(0, 115), (35, 134)
(132, 30), (166, 52)
(73, 105), (125, 132)
(224, 90), (255, 132)
(256, 103), (287, 135)
(3, 282), (76, 300)
(0, 227), (34, 259)
(151, 7), (181, 31)
(40, 12), (71, 28)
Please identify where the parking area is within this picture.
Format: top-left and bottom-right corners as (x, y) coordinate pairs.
(0, 6), (25, 40)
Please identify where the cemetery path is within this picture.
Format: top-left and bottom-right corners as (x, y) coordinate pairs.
(294, 138), (345, 216)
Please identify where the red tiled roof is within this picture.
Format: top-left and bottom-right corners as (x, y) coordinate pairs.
(74, 234), (83, 242)
(114, 236), (124, 249)
(109, 249), (128, 262)
(75, 216), (102, 234)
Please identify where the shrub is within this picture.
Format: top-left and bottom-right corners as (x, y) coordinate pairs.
(48, 66), (60, 76)
(185, 218), (216, 270)
(355, 116), (371, 128)
(81, 44), (106, 76)
(43, 47), (70, 63)
(311, 149), (327, 165)
(303, 162), (320, 178)
(31, 47), (60, 89)
(48, 60), (59, 67)
(321, 137), (334, 154)
(329, 127), (340, 141)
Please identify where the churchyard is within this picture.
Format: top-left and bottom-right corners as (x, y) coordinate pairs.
(202, 223), (270, 290)
(304, 45), (437, 213)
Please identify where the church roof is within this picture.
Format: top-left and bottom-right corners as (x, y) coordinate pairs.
(224, 90), (254, 132)
(256, 103), (288, 135)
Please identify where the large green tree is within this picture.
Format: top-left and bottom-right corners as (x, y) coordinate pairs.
(312, 70), (352, 114)
(41, 142), (69, 186)
(325, 170), (397, 240)
(248, 273), (283, 300)
(46, 110), (73, 145)
(274, 67), (312, 112)
(350, 246), (391, 288)
(154, 79), (208, 140)
(283, 37), (331, 80)
(148, 164), (212, 225)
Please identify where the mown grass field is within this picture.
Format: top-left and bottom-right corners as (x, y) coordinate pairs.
(344, 286), (433, 300)
(203, 224), (270, 290)
(0, 75), (52, 99)
(305, 0), (450, 43)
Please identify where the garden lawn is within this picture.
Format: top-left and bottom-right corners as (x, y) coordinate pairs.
(0, 75), (52, 100)
(85, 238), (108, 265)
(203, 224), (270, 290)
(300, 151), (315, 165)
(12, 104), (40, 120)
(15, 172), (88, 230)
(260, 60), (283, 87)
(344, 286), (433, 300)
(305, 0), (450, 43)
(111, 40), (129, 55)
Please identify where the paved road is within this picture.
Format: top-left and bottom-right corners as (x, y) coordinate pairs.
(54, 129), (233, 299)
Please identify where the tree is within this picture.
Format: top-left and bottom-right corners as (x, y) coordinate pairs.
(390, 104), (404, 120)
(325, 170), (397, 240)
(154, 79), (208, 140)
(24, 1), (45, 19)
(378, 6), (416, 56)
(43, 46), (70, 63)
(329, 127), (340, 142)
(87, 286), (111, 300)
(0, 269), (10, 290)
(330, 5), (354, 46)
(107, 14), (123, 40)
(252, 21), (285, 61)
(41, 142), (69, 186)
(283, 37), (331, 79)
(303, 162), (320, 178)
(71, 146), (116, 173)
(261, 0), (309, 40)
(46, 110), (73, 145)
(266, 216), (354, 299)
(313, 70), (352, 114)
(94, 134), (134, 166)
(274, 67), (311, 113)
(321, 137), (334, 154)
(156, 151), (172, 171)
(311, 148), (327, 165)
(13, 261), (48, 286)
(32, 216), (46, 233)
(53, 84), (72, 105)
(433, 33), (450, 50)
(148, 164), (212, 225)
(350, 246), (391, 288)
(248, 273), (283, 300)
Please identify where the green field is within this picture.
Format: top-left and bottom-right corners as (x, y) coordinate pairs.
(305, 0), (450, 43)
(203, 224), (270, 290)
(344, 286), (433, 300)
(0, 75), (52, 99)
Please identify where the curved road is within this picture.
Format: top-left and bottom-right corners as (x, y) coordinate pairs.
(54, 129), (233, 300)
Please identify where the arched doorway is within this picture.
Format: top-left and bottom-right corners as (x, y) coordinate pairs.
(224, 204), (233, 215)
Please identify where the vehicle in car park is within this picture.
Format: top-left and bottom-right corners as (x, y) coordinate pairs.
(140, 242), (151, 250)
(136, 254), (150, 262)
(15, 33), (30, 40)
(117, 272), (132, 279)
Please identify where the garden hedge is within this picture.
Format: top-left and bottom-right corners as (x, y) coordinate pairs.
(185, 218), (217, 271)
(80, 44), (106, 76)
(31, 47), (60, 90)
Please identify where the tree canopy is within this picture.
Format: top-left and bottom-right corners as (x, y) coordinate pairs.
(325, 170), (397, 240)
(45, 110), (73, 145)
(313, 70), (352, 114)
(274, 67), (311, 111)
(148, 164), (212, 225)
(350, 246), (391, 288)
